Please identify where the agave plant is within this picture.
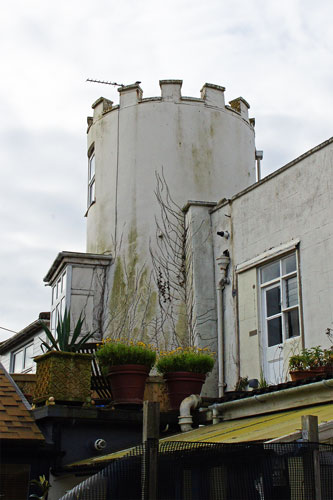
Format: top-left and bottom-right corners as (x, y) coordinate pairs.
(39, 309), (95, 352)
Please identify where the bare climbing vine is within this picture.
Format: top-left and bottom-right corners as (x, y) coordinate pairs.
(150, 170), (200, 347)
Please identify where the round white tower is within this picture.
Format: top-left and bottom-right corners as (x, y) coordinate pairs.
(86, 80), (256, 257)
(85, 79), (256, 388)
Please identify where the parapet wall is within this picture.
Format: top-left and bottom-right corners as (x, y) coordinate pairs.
(88, 80), (252, 127)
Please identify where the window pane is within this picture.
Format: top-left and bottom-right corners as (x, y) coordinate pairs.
(51, 311), (56, 332)
(282, 254), (296, 275)
(285, 309), (300, 338)
(61, 270), (66, 294)
(24, 344), (34, 369)
(56, 305), (60, 330)
(266, 286), (281, 317)
(61, 297), (66, 318)
(267, 317), (282, 347)
(286, 276), (298, 307)
(89, 180), (95, 204)
(89, 154), (95, 181)
(13, 350), (24, 372)
(261, 261), (280, 283)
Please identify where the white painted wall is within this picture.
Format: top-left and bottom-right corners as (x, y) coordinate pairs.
(0, 326), (47, 374)
(44, 252), (112, 341)
(85, 81), (256, 369)
(208, 138), (333, 388)
(86, 81), (256, 260)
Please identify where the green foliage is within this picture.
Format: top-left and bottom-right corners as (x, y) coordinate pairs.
(289, 345), (332, 370)
(156, 347), (215, 375)
(235, 376), (248, 391)
(259, 370), (269, 388)
(29, 475), (51, 500)
(323, 346), (333, 366)
(39, 309), (95, 353)
(96, 339), (156, 369)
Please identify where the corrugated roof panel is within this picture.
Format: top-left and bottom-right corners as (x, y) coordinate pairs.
(169, 404), (333, 443)
(67, 403), (333, 468)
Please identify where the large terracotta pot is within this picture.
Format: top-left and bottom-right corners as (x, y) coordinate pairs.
(163, 371), (206, 411)
(34, 351), (92, 405)
(107, 364), (150, 405)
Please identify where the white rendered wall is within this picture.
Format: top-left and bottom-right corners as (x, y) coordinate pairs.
(210, 139), (333, 387)
(0, 328), (47, 374)
(86, 81), (256, 259)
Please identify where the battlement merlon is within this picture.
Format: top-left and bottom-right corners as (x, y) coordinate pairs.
(229, 97), (250, 120)
(201, 83), (226, 108)
(159, 80), (183, 102)
(91, 97), (113, 120)
(118, 83), (143, 108)
(88, 82), (252, 122)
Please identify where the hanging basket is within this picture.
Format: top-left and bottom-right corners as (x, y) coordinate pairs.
(107, 364), (150, 406)
(33, 351), (92, 405)
(163, 371), (206, 411)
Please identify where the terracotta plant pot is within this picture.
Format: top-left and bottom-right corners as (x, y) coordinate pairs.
(163, 371), (206, 411)
(289, 368), (325, 382)
(107, 364), (150, 405)
(34, 351), (92, 405)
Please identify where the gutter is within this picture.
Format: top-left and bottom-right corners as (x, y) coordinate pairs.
(209, 379), (333, 422)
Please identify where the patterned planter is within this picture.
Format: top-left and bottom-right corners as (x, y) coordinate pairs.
(33, 351), (92, 405)
(163, 372), (206, 411)
(107, 364), (150, 406)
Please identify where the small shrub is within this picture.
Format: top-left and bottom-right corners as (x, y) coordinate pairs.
(95, 339), (156, 370)
(156, 346), (215, 375)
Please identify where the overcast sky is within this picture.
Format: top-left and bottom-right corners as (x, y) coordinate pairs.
(0, 0), (332, 340)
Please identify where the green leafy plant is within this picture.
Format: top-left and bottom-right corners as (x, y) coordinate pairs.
(258, 370), (269, 388)
(323, 347), (333, 366)
(156, 346), (215, 375)
(29, 475), (51, 500)
(39, 309), (95, 353)
(289, 346), (327, 371)
(235, 376), (248, 391)
(96, 338), (156, 369)
(289, 352), (309, 371)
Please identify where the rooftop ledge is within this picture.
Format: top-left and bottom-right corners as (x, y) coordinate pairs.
(209, 378), (333, 421)
(44, 251), (113, 284)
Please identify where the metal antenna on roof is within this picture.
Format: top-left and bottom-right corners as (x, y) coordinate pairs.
(86, 78), (125, 87)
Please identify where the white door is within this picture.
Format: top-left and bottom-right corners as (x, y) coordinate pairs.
(262, 283), (284, 384)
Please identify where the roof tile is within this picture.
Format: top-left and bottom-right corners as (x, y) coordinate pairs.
(0, 364), (44, 442)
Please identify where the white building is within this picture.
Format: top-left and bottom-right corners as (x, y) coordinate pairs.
(2, 80), (332, 399)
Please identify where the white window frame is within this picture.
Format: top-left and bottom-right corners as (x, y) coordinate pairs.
(87, 150), (95, 207)
(259, 253), (301, 346)
(11, 342), (34, 373)
(50, 266), (72, 335)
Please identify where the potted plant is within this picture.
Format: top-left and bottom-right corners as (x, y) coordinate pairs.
(33, 310), (95, 405)
(289, 346), (328, 381)
(156, 346), (215, 410)
(95, 338), (156, 405)
(323, 347), (333, 376)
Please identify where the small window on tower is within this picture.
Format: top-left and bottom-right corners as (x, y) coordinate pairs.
(88, 151), (95, 207)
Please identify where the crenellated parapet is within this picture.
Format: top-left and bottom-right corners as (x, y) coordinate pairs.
(88, 80), (253, 125)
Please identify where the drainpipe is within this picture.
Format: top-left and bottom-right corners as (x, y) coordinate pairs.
(216, 253), (230, 398)
(178, 394), (202, 432)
